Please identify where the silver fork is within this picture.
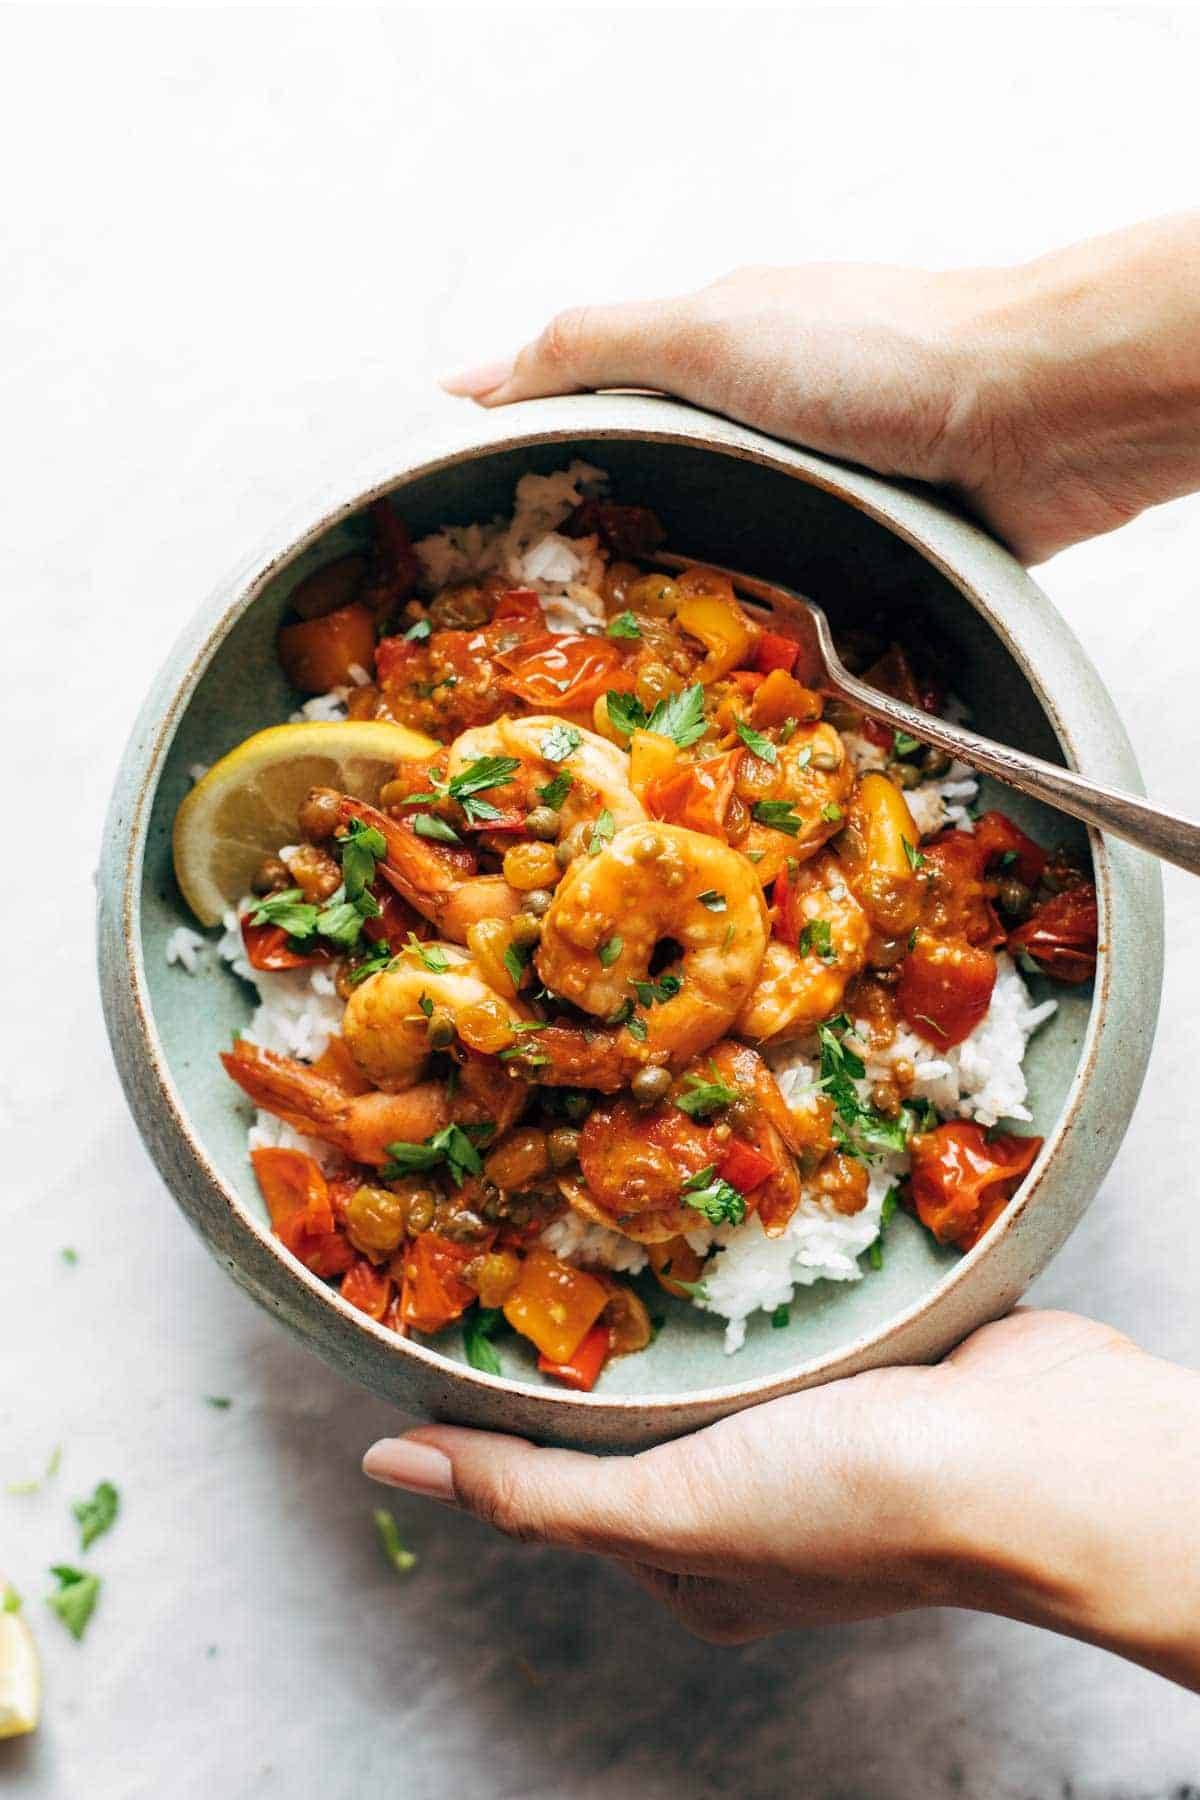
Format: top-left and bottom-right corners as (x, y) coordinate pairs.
(650, 553), (1200, 877)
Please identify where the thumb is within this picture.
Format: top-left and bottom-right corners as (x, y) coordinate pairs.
(440, 295), (694, 407)
(363, 1423), (712, 1567)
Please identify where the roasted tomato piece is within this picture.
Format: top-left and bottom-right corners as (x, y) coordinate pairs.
(496, 633), (630, 710)
(340, 1256), (394, 1321)
(1007, 884), (1099, 984)
(563, 500), (665, 558)
(399, 1234), (479, 1334)
(909, 1121), (1042, 1250)
(537, 1321), (611, 1391)
(240, 919), (333, 972)
(921, 831), (1004, 949)
(753, 631), (801, 677)
(972, 811), (1048, 887)
(645, 749), (742, 840)
(897, 929), (997, 1047)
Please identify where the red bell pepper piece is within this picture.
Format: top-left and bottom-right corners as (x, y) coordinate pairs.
(645, 750), (743, 840)
(537, 1322), (611, 1392)
(973, 811), (1048, 888)
(717, 1137), (777, 1194)
(754, 631), (800, 677)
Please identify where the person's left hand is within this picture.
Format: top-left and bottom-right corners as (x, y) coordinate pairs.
(362, 1309), (1191, 1653)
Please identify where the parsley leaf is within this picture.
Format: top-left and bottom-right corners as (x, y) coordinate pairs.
(771, 1304), (791, 1329)
(646, 683), (707, 749)
(73, 1481), (119, 1551)
(697, 889), (726, 912)
(540, 725), (581, 763)
(537, 771), (573, 810)
(817, 1015), (915, 1159)
(463, 1307), (505, 1375)
(47, 1566), (100, 1641)
(674, 1074), (738, 1119)
(588, 809), (615, 855)
(412, 813), (462, 845)
(338, 818), (387, 900)
(820, 801), (843, 823)
(602, 691), (649, 740)
(893, 730), (921, 757)
(314, 898), (368, 949)
(681, 1165), (746, 1225)
(503, 941), (530, 989)
(751, 800), (803, 836)
(868, 1184), (902, 1270)
(902, 836), (925, 871)
(625, 1013), (648, 1042)
(598, 935), (623, 968)
(445, 755), (522, 825)
(346, 940), (395, 986)
(248, 889), (319, 938)
(797, 918), (836, 964)
(382, 1123), (487, 1187)
(735, 719), (778, 764)
(629, 972), (682, 1008)
(374, 1508), (417, 1576)
(607, 610), (642, 640)
(404, 616), (432, 641)
(403, 932), (450, 974)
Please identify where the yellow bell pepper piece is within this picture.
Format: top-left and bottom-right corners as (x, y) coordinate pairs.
(675, 590), (758, 684)
(629, 728), (678, 799)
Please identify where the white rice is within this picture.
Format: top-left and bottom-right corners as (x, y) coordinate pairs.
(177, 462), (1057, 1354)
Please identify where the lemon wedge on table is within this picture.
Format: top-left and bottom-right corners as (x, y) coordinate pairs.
(0, 1594), (40, 1739)
(172, 720), (438, 927)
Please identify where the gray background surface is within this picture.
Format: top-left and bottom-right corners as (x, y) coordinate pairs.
(2, 7), (1198, 1796)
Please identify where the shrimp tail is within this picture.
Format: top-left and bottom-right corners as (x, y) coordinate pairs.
(221, 1040), (357, 1155)
(334, 795), (476, 930)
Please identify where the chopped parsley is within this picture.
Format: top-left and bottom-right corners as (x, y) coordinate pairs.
(346, 940), (395, 986)
(248, 888), (319, 937)
(893, 729), (921, 757)
(540, 724), (581, 763)
(771, 1304), (791, 1329)
(681, 1165), (746, 1226)
(598, 935), (623, 968)
(403, 616), (432, 642)
(751, 800), (803, 836)
(777, 717), (799, 745)
(339, 818), (387, 899)
(445, 755), (522, 823)
(463, 1307), (505, 1375)
(735, 719), (778, 764)
(607, 610), (641, 640)
(204, 1396), (233, 1410)
(73, 1481), (119, 1551)
(697, 889), (726, 912)
(46, 1566), (100, 1641)
(502, 941), (531, 989)
(868, 1184), (902, 1270)
(902, 836), (925, 871)
(382, 1123), (489, 1187)
(797, 918), (836, 964)
(403, 933), (450, 973)
(61, 1247), (78, 1266)
(412, 812), (462, 845)
(673, 1073), (738, 1119)
(7, 1444), (61, 1496)
(817, 1015), (914, 1158)
(603, 683), (707, 749)
(537, 771), (573, 810)
(667, 1275), (710, 1302)
(820, 801), (843, 824)
(374, 1508), (417, 1576)
(2, 1584), (20, 1614)
(629, 973), (682, 1008)
(588, 809), (614, 855)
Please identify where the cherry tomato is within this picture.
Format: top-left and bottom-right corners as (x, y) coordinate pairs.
(909, 1120), (1042, 1250)
(496, 633), (630, 710)
(1007, 884), (1099, 984)
(973, 811), (1048, 887)
(537, 1322), (612, 1391)
(645, 749), (742, 839)
(240, 918), (332, 972)
(340, 1257), (393, 1321)
(897, 929), (997, 1047)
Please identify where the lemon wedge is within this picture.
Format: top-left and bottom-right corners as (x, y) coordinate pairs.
(0, 1595), (40, 1739)
(172, 720), (437, 926)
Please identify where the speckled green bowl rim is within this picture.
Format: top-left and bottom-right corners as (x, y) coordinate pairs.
(97, 394), (1162, 1448)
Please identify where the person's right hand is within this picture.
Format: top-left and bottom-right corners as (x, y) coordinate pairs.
(444, 213), (1200, 565)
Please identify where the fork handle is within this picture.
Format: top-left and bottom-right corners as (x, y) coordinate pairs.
(831, 664), (1200, 877)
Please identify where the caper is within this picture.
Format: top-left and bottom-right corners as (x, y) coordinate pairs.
(809, 749), (840, 772)
(556, 821), (592, 867)
(251, 854), (292, 896)
(426, 1007), (456, 1050)
(869, 935), (907, 970)
(560, 1090), (591, 1122)
(521, 888), (554, 917)
(509, 912), (543, 951)
(525, 805), (561, 842)
(921, 745), (953, 779)
(725, 1096), (755, 1131)
(546, 1125), (582, 1171)
(630, 1065), (672, 1108)
(997, 875), (1033, 920)
(889, 760), (924, 790)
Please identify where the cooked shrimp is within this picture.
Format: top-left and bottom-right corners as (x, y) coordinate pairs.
(343, 946), (531, 1090)
(733, 721), (855, 883)
(221, 1039), (526, 1166)
(531, 823), (768, 1091)
(445, 715), (645, 835)
(735, 854), (870, 1042)
(332, 795), (521, 944)
(571, 1041), (801, 1240)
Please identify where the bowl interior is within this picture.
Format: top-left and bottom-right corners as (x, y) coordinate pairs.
(139, 436), (1094, 1396)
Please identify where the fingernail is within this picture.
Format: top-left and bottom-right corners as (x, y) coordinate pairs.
(362, 1437), (457, 1502)
(439, 358), (514, 399)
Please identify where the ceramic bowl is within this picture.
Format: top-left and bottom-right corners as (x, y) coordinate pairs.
(97, 393), (1162, 1449)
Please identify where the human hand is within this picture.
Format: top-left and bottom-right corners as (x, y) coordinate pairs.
(365, 1309), (1200, 1687)
(444, 214), (1200, 564)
